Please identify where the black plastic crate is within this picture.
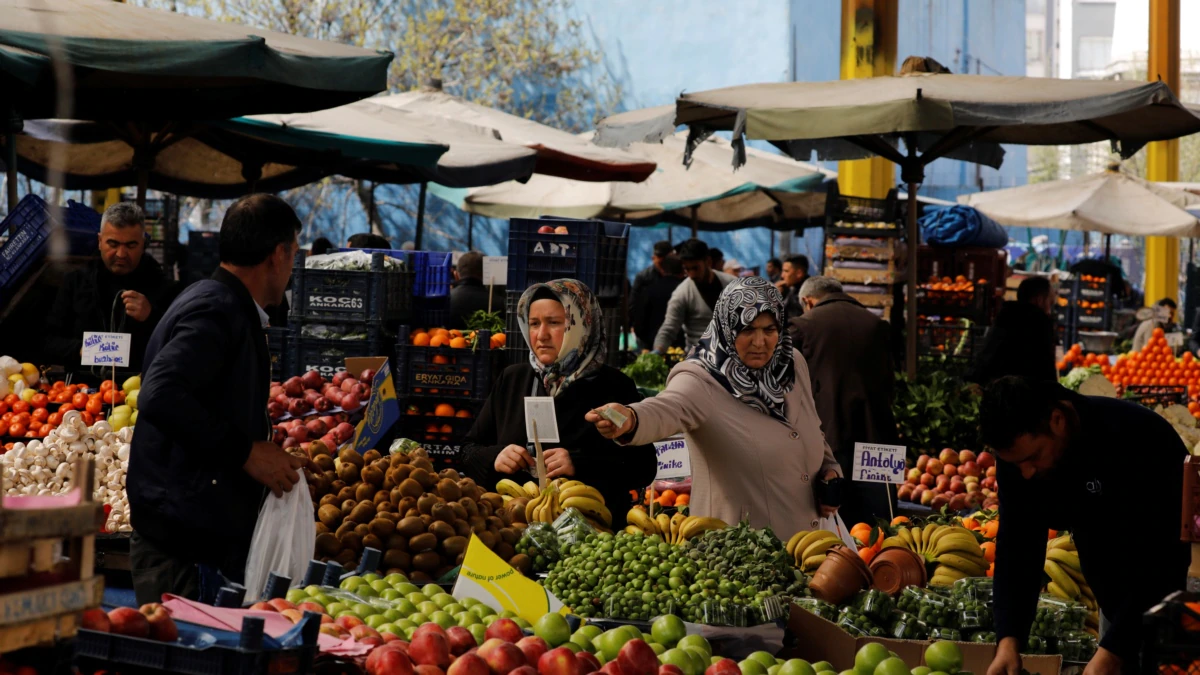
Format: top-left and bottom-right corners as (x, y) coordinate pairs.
(413, 295), (452, 330)
(823, 184), (900, 228)
(289, 251), (413, 324)
(395, 401), (482, 468)
(916, 284), (992, 321)
(916, 321), (988, 361)
(394, 326), (499, 400)
(1125, 384), (1188, 409)
(287, 322), (391, 377)
(506, 217), (629, 298)
(265, 326), (291, 382)
(1142, 591), (1200, 675)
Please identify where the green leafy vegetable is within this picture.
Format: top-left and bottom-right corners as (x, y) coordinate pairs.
(622, 352), (670, 390)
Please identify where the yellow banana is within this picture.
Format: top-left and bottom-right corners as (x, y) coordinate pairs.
(1046, 581), (1075, 601)
(497, 479), (527, 499)
(802, 537), (842, 563)
(501, 494), (512, 504)
(1048, 535), (1075, 551)
(680, 517), (727, 540)
(670, 513), (686, 544)
(523, 481), (539, 498)
(932, 565), (970, 581)
(562, 497), (612, 526)
(557, 480), (584, 490)
(1047, 548), (1081, 571)
(656, 513), (672, 538)
(897, 527), (915, 549)
(1044, 560), (1080, 598)
(927, 525), (951, 550)
(624, 525), (643, 535)
(525, 493), (544, 523)
(923, 524), (940, 549)
(936, 553), (988, 576)
(627, 508), (659, 536)
(786, 531), (809, 556)
(880, 536), (909, 550)
(793, 531), (837, 559)
(802, 554), (827, 571)
(560, 484), (605, 504)
(934, 534), (984, 557)
(912, 526), (925, 555)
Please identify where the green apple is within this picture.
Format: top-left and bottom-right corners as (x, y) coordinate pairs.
(353, 603), (378, 619)
(457, 612), (481, 627)
(444, 603), (465, 615)
(366, 615), (389, 629)
(326, 602), (349, 617)
(433, 593), (456, 608)
(396, 583), (420, 595)
(406, 592), (429, 606)
(378, 623), (400, 636)
(513, 617), (531, 630)
(356, 586), (379, 599)
(534, 612), (573, 647)
(421, 584), (441, 597)
(396, 619), (418, 631)
(336, 610), (358, 620)
(409, 613), (430, 626)
(813, 663), (835, 673)
(748, 653), (777, 669)
(779, 660), (817, 675)
(340, 577), (365, 592)
(394, 599), (417, 616)
(500, 610), (518, 619)
(651, 644), (666, 655)
(383, 609), (404, 623)
(431, 611), (456, 630)
(468, 623), (487, 646)
(285, 589), (308, 605)
(562, 642), (582, 653)
(739, 660), (768, 675)
(384, 573), (408, 586)
(663, 649), (701, 675)
(304, 585), (323, 597)
(381, 589), (402, 601)
(678, 635), (712, 659)
(577, 625), (602, 640)
(569, 632), (595, 653)
(362, 573), (381, 583)
(419, 601), (440, 616)
(651, 615), (686, 648)
(471, 605), (497, 618)
(481, 615), (498, 627)
(460, 598), (481, 608)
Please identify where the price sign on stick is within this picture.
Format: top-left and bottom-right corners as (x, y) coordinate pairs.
(482, 256), (508, 286)
(81, 332), (131, 367)
(851, 443), (907, 484)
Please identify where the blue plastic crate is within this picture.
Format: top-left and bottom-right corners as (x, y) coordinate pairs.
(408, 251), (452, 297)
(0, 195), (101, 298)
(290, 251), (413, 324)
(506, 217), (629, 298)
(287, 321), (391, 377)
(394, 326), (500, 400)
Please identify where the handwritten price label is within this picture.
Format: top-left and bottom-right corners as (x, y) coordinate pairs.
(654, 436), (691, 480)
(851, 442), (907, 484)
(81, 332), (131, 367)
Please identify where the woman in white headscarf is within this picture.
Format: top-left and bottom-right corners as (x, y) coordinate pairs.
(587, 276), (841, 536)
(461, 279), (656, 527)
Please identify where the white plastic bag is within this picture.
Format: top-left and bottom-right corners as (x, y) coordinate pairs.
(820, 512), (861, 550)
(244, 473), (315, 602)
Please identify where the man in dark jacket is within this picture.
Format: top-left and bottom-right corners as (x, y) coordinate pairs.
(45, 202), (173, 379)
(449, 251), (496, 329)
(982, 377), (1187, 675)
(127, 194), (305, 605)
(631, 240), (683, 351)
(969, 276), (1057, 385)
(775, 254), (809, 321)
(790, 276), (896, 526)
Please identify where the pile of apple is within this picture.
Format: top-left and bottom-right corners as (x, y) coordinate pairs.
(274, 413), (358, 453)
(270, 369), (374, 422)
(81, 603), (178, 643)
(898, 449), (999, 512)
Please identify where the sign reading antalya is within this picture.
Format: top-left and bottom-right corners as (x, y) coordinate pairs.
(851, 442), (907, 484)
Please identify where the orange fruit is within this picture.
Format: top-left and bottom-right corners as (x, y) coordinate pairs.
(858, 546), (877, 565)
(675, 493), (689, 506)
(429, 334), (448, 348)
(850, 523), (872, 546)
(980, 541), (996, 563)
(434, 403), (456, 417)
(890, 516), (909, 526)
(413, 332), (430, 347)
(432, 355), (450, 365)
(440, 424), (453, 434)
(424, 423), (439, 434)
(982, 520), (999, 539)
(449, 337), (467, 349)
(960, 517), (979, 531)
(455, 409), (472, 419)
(986, 562), (995, 577)
(449, 330), (462, 338)
(492, 333), (506, 347)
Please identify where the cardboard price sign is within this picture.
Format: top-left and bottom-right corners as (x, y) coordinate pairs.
(452, 535), (564, 622)
(851, 442), (907, 484)
(81, 332), (131, 367)
(482, 256), (508, 286)
(352, 356), (400, 454)
(654, 436), (691, 480)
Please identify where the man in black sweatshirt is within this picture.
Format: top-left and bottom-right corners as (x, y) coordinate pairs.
(981, 377), (1188, 675)
(969, 276), (1057, 386)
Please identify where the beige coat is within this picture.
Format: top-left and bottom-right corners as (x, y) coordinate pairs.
(626, 349), (842, 538)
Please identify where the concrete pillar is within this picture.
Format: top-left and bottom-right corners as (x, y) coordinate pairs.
(1143, 0), (1180, 305)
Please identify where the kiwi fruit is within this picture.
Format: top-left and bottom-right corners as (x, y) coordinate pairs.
(354, 523), (371, 538)
(412, 552), (440, 573)
(410, 456), (434, 472)
(470, 519), (487, 536)
(315, 522), (330, 535)
(319, 494), (340, 509)
(349, 502), (377, 524)
(389, 453), (409, 468)
(382, 511), (400, 522)
(318, 504), (342, 528)
(510, 554), (532, 575)
(334, 549), (357, 566)
(363, 449), (382, 464)
(480, 493), (504, 510)
(436, 479), (462, 501)
(457, 477), (477, 494)
(397, 516), (425, 538)
(409, 532), (438, 552)
(340, 531), (363, 553)
(405, 508), (420, 519)
(440, 468), (461, 480)
(313, 455), (335, 472)
(428, 521), (455, 541)
(374, 491), (391, 505)
(409, 468), (433, 489)
(324, 470), (339, 485)
(408, 571), (433, 584)
(417, 495), (439, 515)
(338, 463), (361, 484)
(499, 528), (518, 545)
(419, 514), (433, 527)
(336, 486), (356, 503)
(383, 549), (411, 570)
(315, 532), (341, 556)
(459, 498), (479, 518)
(362, 533), (383, 551)
(494, 542), (515, 560)
(477, 530), (498, 549)
(355, 482), (375, 502)
(431, 503), (456, 524)
(442, 536), (468, 558)
(338, 447), (364, 468)
(335, 521), (356, 539)
(453, 520), (472, 538)
(450, 502), (468, 521)
(485, 516), (504, 531)
(341, 499), (358, 517)
(479, 501), (493, 518)
(398, 497), (418, 514)
(361, 465), (385, 486)
(369, 518), (397, 538)
(377, 501), (394, 513)
(385, 534), (408, 551)
(398, 478), (424, 500)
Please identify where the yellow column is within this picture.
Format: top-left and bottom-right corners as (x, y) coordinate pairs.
(838, 0), (897, 199)
(1144, 0), (1180, 305)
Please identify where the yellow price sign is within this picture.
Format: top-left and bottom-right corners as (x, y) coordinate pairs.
(453, 534), (564, 623)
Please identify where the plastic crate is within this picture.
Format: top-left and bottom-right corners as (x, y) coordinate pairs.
(0, 195), (101, 298)
(289, 251), (413, 324)
(1142, 591), (1200, 675)
(916, 321), (987, 361)
(185, 230), (222, 284)
(413, 295), (451, 329)
(824, 184), (900, 228)
(395, 401), (482, 468)
(394, 326), (498, 400)
(506, 217), (630, 298)
(1125, 385), (1188, 409)
(287, 322), (390, 377)
(916, 284), (992, 321)
(265, 326), (291, 382)
(335, 248), (451, 298)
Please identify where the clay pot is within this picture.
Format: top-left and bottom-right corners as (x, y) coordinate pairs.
(869, 547), (928, 596)
(808, 545), (872, 605)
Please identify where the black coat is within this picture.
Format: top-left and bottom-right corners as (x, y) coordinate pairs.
(993, 393), (1189, 663)
(450, 278), (499, 330)
(968, 301), (1057, 385)
(631, 265), (682, 351)
(44, 254), (173, 376)
(127, 268), (270, 578)
(461, 363), (657, 526)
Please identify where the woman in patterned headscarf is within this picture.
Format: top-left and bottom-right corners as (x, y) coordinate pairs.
(586, 276), (842, 536)
(461, 279), (655, 527)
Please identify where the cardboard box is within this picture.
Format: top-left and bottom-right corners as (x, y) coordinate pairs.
(347, 356), (400, 454)
(787, 604), (1063, 675)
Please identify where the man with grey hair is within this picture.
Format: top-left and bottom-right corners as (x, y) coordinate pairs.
(46, 201), (172, 378)
(790, 275), (896, 526)
(449, 250), (493, 329)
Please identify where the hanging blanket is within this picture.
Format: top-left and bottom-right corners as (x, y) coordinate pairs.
(920, 205), (1008, 248)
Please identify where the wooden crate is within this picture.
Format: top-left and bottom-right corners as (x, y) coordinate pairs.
(0, 458), (104, 654)
(824, 239), (897, 262)
(848, 292), (894, 309)
(825, 261), (895, 285)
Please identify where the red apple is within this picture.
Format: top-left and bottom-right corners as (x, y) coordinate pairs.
(920, 489), (936, 506)
(268, 598), (296, 612)
(320, 623), (348, 638)
(939, 448), (959, 465)
(304, 390), (322, 406)
(281, 437), (299, 450)
(599, 663), (626, 675)
(617, 640), (658, 675)
(411, 631), (453, 669)
(352, 625), (382, 641)
(108, 607), (150, 638)
(554, 226), (569, 234)
(576, 652), (602, 674)
(446, 626), (477, 655)
(958, 449), (977, 464)
(906, 468), (921, 483)
(337, 615), (365, 631)
(306, 419), (328, 438)
(660, 667), (686, 675)
(986, 465), (997, 478)
(897, 484), (914, 501)
(280, 609), (304, 624)
(480, 640), (525, 675)
(916, 455), (929, 472)
(268, 402), (286, 419)
(270, 385), (285, 400)
(538, 225), (556, 234)
(484, 618), (523, 644)
(516, 636), (548, 667)
(332, 371), (349, 387)
(314, 397), (332, 412)
(361, 368), (377, 383)
(249, 601), (275, 612)
(951, 482), (966, 495)
(383, 633), (408, 644)
(283, 377), (304, 396)
(949, 494), (968, 511)
(919, 473), (935, 487)
(943, 463), (957, 477)
(935, 475), (949, 491)
(509, 668), (537, 675)
(449, 653), (492, 675)
(911, 485), (927, 502)
(374, 650), (417, 675)
(342, 392), (361, 410)
(705, 661), (742, 675)
(81, 608), (110, 632)
(288, 425), (310, 442)
(301, 370), (325, 391)
(414, 624), (448, 641)
(538, 647), (583, 675)
(288, 398), (311, 416)
(931, 493), (950, 510)
(977, 451), (995, 470)
(926, 459), (943, 476)
(960, 461), (980, 478)
(335, 422), (356, 442)
(966, 482), (980, 493)
(341, 378), (359, 393)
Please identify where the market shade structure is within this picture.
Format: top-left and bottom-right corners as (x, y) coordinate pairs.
(0, 0), (393, 213)
(958, 171), (1200, 238)
(429, 133), (832, 231)
(595, 71), (1200, 376)
(372, 88), (657, 184)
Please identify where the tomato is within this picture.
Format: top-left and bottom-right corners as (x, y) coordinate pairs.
(58, 404), (75, 413)
(0, 402), (6, 415)
(51, 380), (66, 390)
(26, 422), (41, 434)
(11, 401), (29, 415)
(0, 413), (10, 426)
(31, 408), (48, 423)
(71, 392), (88, 408)
(113, 391), (125, 405)
(47, 412), (62, 427)
(80, 412), (95, 426)
(3, 394), (16, 406)
(36, 426), (50, 438)
(65, 385), (78, 396)
(85, 398), (102, 415)
(99, 380), (114, 392)
(102, 390), (114, 404)
(15, 413), (30, 426)
(8, 422), (25, 437)
(30, 393), (48, 409)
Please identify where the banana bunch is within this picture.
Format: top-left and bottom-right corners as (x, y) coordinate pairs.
(624, 509), (727, 543)
(881, 524), (989, 585)
(1044, 535), (1099, 631)
(785, 530), (842, 571)
(525, 487), (559, 523)
(499, 479), (613, 527)
(497, 479), (541, 499)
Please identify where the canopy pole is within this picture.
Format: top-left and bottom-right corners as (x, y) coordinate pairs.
(1104, 234), (1112, 261)
(136, 168), (149, 208)
(690, 206), (698, 238)
(467, 213), (474, 251)
(904, 182), (919, 380)
(414, 181), (428, 250)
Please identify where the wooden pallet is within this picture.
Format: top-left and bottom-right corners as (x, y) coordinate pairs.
(825, 262), (895, 285)
(824, 239), (897, 262)
(0, 458), (104, 655)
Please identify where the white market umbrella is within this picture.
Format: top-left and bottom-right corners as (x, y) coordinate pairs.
(957, 171), (1200, 237)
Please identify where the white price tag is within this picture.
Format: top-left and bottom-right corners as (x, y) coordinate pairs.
(851, 442), (907, 484)
(653, 436), (691, 480)
(523, 396), (560, 444)
(483, 256), (508, 286)
(81, 332), (131, 367)
(1167, 332), (1185, 348)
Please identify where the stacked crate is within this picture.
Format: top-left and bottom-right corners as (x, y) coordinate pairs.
(822, 187), (900, 321)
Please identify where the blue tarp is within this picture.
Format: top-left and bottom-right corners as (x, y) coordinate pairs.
(919, 205), (1008, 249)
